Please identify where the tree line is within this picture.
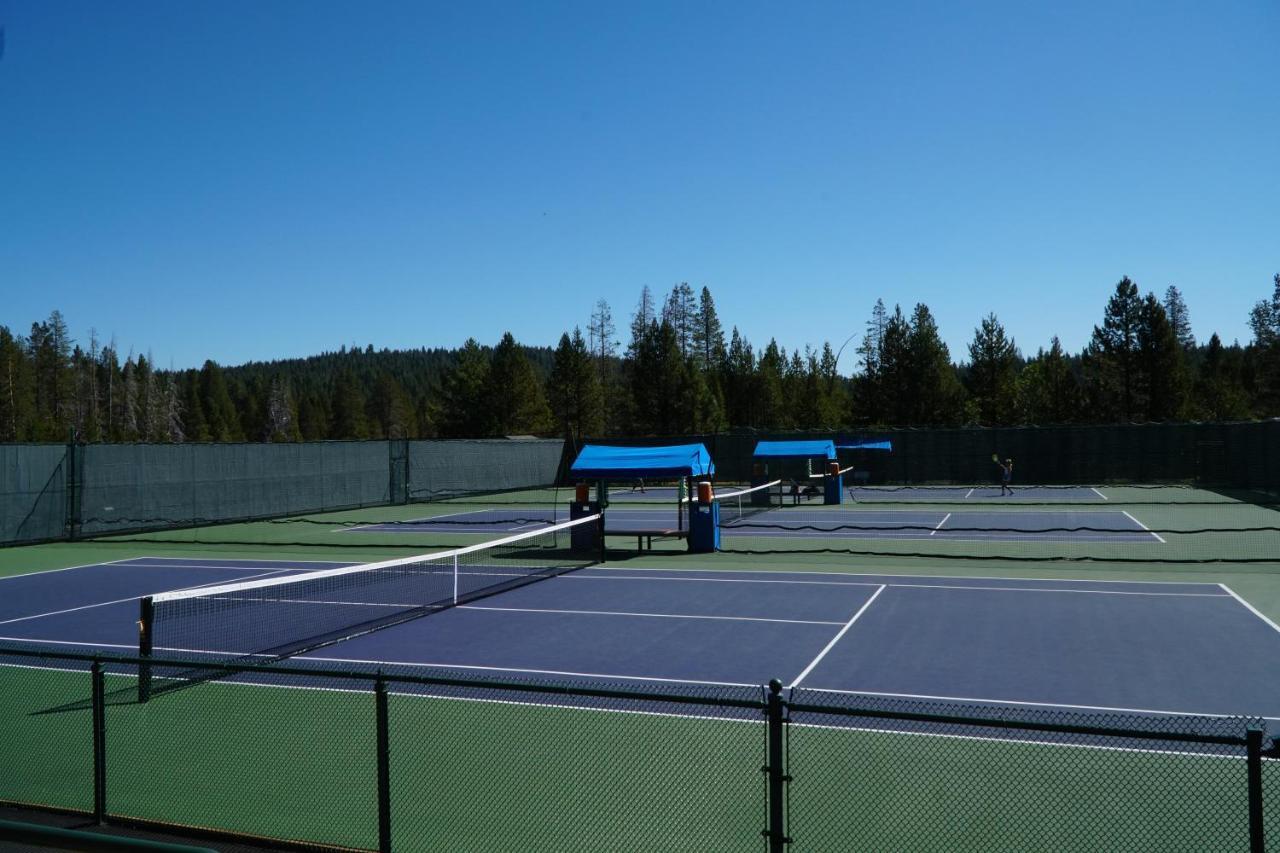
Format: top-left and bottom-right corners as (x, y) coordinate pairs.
(2, 273), (1278, 444)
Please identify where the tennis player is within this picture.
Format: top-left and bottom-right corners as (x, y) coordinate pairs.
(997, 458), (1014, 495)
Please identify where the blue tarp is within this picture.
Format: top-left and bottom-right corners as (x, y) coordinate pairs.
(752, 440), (836, 460)
(837, 441), (894, 452)
(569, 444), (715, 479)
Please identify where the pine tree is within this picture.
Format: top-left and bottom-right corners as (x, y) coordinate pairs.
(181, 370), (209, 441)
(877, 305), (911, 424)
(965, 313), (1020, 426)
(199, 360), (242, 441)
(1085, 277), (1143, 421)
(438, 339), (492, 437)
(1018, 337), (1080, 424)
(485, 332), (552, 435)
(661, 283), (698, 356)
(905, 303), (962, 425)
(1137, 293), (1187, 420)
(298, 393), (330, 441)
(722, 328), (756, 428)
(0, 326), (33, 441)
(1195, 334), (1249, 420)
(691, 286), (726, 372)
(548, 329), (604, 442)
(587, 299), (620, 432)
(368, 375), (414, 439)
(1164, 286), (1195, 350)
(756, 340), (787, 429)
(628, 286), (656, 359)
(329, 370), (370, 439)
(1248, 273), (1280, 415)
(817, 341), (847, 428)
(852, 299), (890, 425)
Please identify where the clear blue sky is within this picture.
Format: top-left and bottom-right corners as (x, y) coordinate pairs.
(2, 1), (1276, 371)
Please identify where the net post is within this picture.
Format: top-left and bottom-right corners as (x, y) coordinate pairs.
(137, 597), (153, 704)
(1247, 726), (1264, 853)
(597, 511), (606, 564)
(91, 660), (107, 824)
(452, 555), (459, 605)
(375, 674), (392, 853)
(763, 678), (789, 853)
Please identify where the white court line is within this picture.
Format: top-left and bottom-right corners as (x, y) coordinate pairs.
(338, 508), (485, 532)
(964, 488), (974, 499)
(799, 686), (1280, 721)
(1219, 584), (1280, 635)
(0, 568), (295, 626)
(931, 512), (951, 535)
(0, 557), (135, 583)
(584, 564), (1223, 588)
(1092, 487), (1108, 500)
(120, 556), (351, 565)
(459, 604), (843, 626)
(109, 562), (337, 573)
(888, 583), (1225, 598)
(789, 586), (886, 688)
(1121, 509), (1166, 543)
(297, 654), (759, 688)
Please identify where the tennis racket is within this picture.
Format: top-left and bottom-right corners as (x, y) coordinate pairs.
(991, 453), (999, 463)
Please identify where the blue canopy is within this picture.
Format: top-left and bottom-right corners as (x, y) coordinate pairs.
(752, 440), (836, 460)
(569, 443), (715, 479)
(837, 440), (894, 452)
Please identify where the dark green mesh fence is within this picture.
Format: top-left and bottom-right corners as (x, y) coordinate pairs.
(76, 442), (394, 536)
(407, 438), (564, 502)
(0, 645), (1271, 852)
(0, 439), (564, 543)
(0, 444), (68, 545)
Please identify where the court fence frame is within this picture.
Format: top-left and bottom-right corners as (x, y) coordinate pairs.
(0, 643), (1271, 852)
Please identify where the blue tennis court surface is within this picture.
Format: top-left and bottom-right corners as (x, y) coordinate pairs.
(2, 556), (1279, 718)
(352, 507), (1161, 543)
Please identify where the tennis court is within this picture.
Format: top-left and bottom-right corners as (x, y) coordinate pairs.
(3, 555), (1279, 718)
(4, 431), (1280, 851)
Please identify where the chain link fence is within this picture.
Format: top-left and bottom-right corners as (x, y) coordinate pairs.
(0, 644), (1272, 852)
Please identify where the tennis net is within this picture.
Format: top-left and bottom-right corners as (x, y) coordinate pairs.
(137, 513), (602, 700)
(701, 480), (784, 525)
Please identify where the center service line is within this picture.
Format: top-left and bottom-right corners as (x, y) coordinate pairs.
(931, 512), (952, 535)
(789, 585), (886, 688)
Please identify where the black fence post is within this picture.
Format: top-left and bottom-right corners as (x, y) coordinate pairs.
(763, 679), (789, 852)
(375, 675), (392, 853)
(65, 430), (78, 542)
(137, 597), (153, 704)
(91, 661), (106, 825)
(1247, 726), (1265, 853)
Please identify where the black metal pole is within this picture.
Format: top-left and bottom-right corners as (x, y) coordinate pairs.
(1247, 726), (1264, 853)
(91, 661), (107, 825)
(66, 429), (78, 541)
(375, 676), (392, 853)
(764, 678), (789, 852)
